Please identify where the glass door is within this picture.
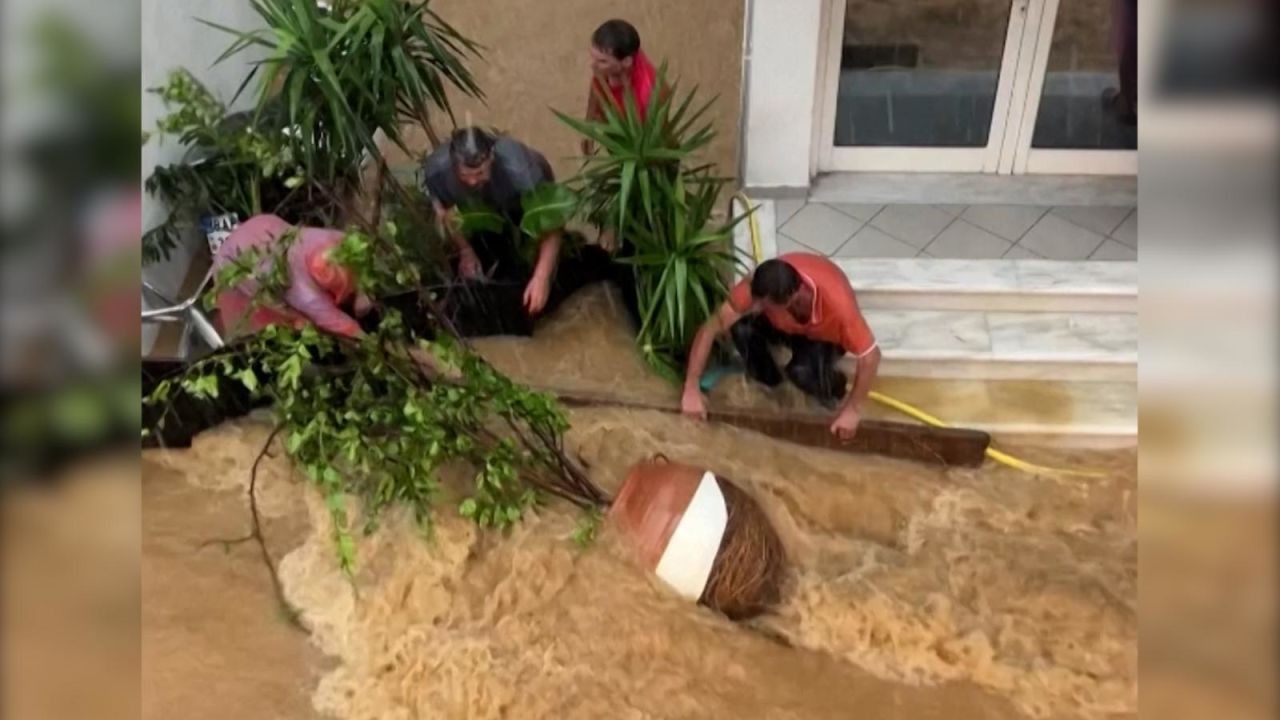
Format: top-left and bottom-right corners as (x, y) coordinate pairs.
(815, 0), (1036, 172)
(1006, 0), (1138, 173)
(816, 0), (1138, 175)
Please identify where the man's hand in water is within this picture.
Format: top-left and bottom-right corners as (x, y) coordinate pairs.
(681, 386), (708, 420)
(458, 247), (482, 279)
(830, 405), (860, 441)
(523, 273), (551, 315)
(598, 228), (618, 254)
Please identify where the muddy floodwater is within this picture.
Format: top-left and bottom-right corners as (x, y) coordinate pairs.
(141, 286), (1137, 720)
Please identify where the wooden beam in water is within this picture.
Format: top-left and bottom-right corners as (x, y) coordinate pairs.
(549, 389), (991, 469)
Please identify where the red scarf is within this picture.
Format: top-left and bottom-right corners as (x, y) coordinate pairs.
(595, 49), (657, 120)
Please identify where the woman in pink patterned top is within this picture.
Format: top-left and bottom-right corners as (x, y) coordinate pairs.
(212, 214), (371, 339)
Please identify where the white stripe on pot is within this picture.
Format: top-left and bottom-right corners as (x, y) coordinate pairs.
(654, 471), (728, 601)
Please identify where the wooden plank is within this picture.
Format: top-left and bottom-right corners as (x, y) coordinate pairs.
(548, 388), (991, 468)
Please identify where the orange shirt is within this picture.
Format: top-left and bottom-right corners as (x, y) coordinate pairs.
(728, 253), (877, 356)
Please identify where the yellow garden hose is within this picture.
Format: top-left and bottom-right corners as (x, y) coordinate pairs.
(734, 192), (1105, 479)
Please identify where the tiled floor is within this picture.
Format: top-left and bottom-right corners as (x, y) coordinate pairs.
(775, 200), (1137, 261)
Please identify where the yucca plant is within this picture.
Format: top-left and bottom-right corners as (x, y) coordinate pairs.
(554, 65), (747, 380)
(553, 64), (717, 245)
(206, 0), (483, 204)
(619, 170), (744, 381)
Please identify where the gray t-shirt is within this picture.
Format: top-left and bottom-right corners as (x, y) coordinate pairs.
(421, 136), (554, 218)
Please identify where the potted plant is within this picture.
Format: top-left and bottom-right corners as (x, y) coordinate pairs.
(205, 0), (483, 219)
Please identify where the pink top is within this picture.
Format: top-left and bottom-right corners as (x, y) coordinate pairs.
(212, 214), (362, 338)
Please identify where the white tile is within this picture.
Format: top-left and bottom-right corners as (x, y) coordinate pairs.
(1002, 244), (1043, 259)
(1050, 206), (1133, 236)
(1017, 213), (1108, 260)
(1111, 210), (1137, 248)
(777, 203), (863, 255)
(774, 198), (805, 228)
(777, 232), (817, 255)
(863, 309), (992, 356)
(868, 204), (956, 249)
(986, 312), (1137, 361)
(922, 220), (1012, 259)
(1090, 238), (1138, 261)
(933, 204), (969, 216)
(833, 225), (919, 258)
(960, 205), (1049, 241)
(826, 203), (885, 222)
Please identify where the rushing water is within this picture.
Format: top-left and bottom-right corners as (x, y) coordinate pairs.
(142, 286), (1136, 720)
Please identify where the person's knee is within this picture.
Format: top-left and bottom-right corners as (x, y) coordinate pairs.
(785, 361), (818, 391)
(730, 318), (756, 349)
(787, 360), (845, 399)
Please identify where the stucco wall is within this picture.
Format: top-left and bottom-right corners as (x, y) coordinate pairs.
(385, 1), (746, 185)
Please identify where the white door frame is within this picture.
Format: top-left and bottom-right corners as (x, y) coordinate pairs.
(816, 0), (1136, 175)
(1006, 0), (1138, 174)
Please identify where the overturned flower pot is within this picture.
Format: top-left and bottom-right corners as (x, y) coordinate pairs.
(607, 457), (787, 620)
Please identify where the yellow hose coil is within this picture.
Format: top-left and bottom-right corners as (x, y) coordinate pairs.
(734, 192), (1106, 479)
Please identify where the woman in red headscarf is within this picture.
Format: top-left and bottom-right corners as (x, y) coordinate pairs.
(582, 19), (665, 258)
(585, 19), (658, 130)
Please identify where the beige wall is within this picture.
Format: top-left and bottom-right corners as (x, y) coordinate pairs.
(388, 1), (745, 185)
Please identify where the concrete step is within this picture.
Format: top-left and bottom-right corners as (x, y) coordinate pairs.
(858, 309), (1137, 382)
(839, 258), (1137, 313)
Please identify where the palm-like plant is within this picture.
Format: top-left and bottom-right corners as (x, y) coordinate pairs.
(206, 0), (483, 202)
(555, 66), (747, 380)
(620, 170), (743, 380)
(554, 64), (716, 245)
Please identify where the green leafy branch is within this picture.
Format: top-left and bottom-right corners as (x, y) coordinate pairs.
(146, 215), (607, 574)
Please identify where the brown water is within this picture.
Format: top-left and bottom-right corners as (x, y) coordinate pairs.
(141, 286), (1136, 719)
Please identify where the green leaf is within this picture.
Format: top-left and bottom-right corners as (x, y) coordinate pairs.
(459, 498), (478, 518)
(454, 201), (505, 236)
(237, 368), (259, 393)
(519, 183), (578, 238)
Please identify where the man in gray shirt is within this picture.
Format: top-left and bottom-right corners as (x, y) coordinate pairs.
(422, 127), (560, 316)
(420, 127), (639, 338)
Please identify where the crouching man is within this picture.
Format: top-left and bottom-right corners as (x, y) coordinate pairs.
(680, 253), (881, 440)
(213, 214), (370, 339)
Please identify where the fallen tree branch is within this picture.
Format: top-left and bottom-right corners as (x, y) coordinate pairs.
(197, 423), (307, 633)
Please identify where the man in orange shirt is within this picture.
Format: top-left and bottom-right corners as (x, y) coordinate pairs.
(681, 254), (882, 440)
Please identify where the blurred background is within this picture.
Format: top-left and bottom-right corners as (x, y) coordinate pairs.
(1, 0), (1276, 718)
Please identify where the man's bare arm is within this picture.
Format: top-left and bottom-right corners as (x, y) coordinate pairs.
(839, 345), (880, 416)
(681, 302), (743, 416)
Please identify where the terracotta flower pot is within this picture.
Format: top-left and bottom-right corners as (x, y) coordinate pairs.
(607, 457), (787, 620)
